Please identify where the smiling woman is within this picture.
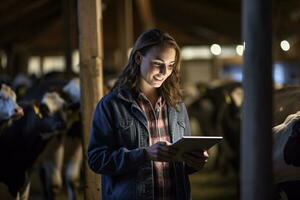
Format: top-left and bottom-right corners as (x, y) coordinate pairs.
(137, 46), (176, 105)
(87, 29), (209, 200)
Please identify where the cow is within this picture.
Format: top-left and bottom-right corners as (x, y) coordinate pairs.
(39, 78), (83, 200)
(12, 74), (33, 102)
(272, 86), (300, 199)
(273, 111), (300, 199)
(0, 84), (24, 131)
(0, 92), (67, 200)
(273, 86), (300, 126)
(20, 72), (68, 102)
(216, 85), (300, 176)
(188, 80), (243, 173)
(189, 83), (300, 198)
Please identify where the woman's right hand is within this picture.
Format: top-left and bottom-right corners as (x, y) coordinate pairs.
(145, 141), (177, 162)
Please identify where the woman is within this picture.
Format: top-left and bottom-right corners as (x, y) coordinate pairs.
(87, 29), (209, 200)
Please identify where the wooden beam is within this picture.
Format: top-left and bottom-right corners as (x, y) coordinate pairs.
(158, 18), (239, 45)
(152, 0), (241, 43)
(62, 0), (73, 76)
(77, 0), (103, 199)
(116, 0), (133, 69)
(0, 0), (24, 20)
(0, 0), (50, 28)
(0, 1), (61, 45)
(135, 0), (155, 30)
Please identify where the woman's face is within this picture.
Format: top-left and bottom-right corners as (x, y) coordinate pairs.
(138, 46), (176, 91)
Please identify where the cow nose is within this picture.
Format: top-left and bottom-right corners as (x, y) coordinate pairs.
(14, 107), (24, 118)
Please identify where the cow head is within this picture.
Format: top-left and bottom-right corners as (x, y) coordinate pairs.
(0, 84), (24, 121)
(284, 118), (300, 167)
(61, 78), (81, 130)
(30, 92), (67, 140)
(62, 78), (80, 105)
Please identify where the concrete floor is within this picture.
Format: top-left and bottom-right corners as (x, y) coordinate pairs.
(29, 167), (237, 200)
(190, 169), (238, 200)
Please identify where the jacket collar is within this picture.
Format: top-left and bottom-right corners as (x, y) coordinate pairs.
(115, 87), (136, 104)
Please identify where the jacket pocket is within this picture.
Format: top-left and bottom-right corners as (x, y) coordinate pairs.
(177, 120), (186, 137)
(118, 119), (137, 149)
(177, 120), (186, 129)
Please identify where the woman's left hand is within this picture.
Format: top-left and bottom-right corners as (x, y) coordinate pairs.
(182, 150), (209, 170)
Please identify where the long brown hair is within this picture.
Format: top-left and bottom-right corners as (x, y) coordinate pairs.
(112, 29), (182, 108)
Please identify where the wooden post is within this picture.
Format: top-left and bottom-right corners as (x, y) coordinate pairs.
(77, 0), (103, 199)
(117, 0), (133, 69)
(135, 0), (155, 30)
(241, 0), (273, 200)
(63, 0), (73, 77)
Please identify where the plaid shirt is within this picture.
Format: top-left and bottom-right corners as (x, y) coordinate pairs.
(136, 92), (174, 200)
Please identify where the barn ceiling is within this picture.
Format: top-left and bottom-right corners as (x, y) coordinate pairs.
(0, 0), (299, 58)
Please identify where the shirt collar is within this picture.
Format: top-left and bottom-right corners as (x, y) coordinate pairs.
(136, 90), (165, 108)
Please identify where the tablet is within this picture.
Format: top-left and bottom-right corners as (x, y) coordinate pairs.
(172, 136), (223, 161)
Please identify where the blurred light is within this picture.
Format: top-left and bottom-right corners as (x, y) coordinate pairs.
(44, 56), (65, 73)
(236, 45), (244, 56)
(219, 47), (236, 58)
(72, 50), (80, 73)
(181, 46), (212, 60)
(28, 56), (41, 76)
(210, 44), (221, 55)
(280, 40), (290, 51)
(273, 63), (285, 84)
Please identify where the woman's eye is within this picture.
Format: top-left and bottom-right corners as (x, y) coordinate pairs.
(168, 64), (175, 69)
(153, 62), (162, 67)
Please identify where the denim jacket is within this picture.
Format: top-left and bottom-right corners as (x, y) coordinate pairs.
(87, 88), (197, 200)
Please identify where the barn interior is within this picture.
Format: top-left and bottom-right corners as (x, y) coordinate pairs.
(0, 0), (300, 199)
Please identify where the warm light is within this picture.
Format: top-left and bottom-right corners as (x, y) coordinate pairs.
(210, 44), (222, 55)
(181, 46), (212, 60)
(280, 40), (290, 51)
(28, 57), (41, 76)
(236, 45), (244, 56)
(72, 50), (80, 73)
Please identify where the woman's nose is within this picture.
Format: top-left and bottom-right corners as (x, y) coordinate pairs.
(159, 65), (166, 75)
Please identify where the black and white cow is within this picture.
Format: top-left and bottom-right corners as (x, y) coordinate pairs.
(12, 74), (33, 102)
(273, 86), (300, 126)
(188, 80), (243, 172)
(273, 111), (300, 200)
(39, 78), (83, 200)
(272, 86), (300, 199)
(0, 84), (24, 131)
(0, 92), (66, 199)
